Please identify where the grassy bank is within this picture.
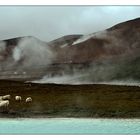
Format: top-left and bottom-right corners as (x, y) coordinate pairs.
(0, 80), (140, 118)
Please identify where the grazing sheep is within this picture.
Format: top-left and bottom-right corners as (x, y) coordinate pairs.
(26, 97), (32, 103)
(0, 100), (9, 107)
(0, 100), (9, 112)
(2, 95), (11, 100)
(15, 96), (22, 101)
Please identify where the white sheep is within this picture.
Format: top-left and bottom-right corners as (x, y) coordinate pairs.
(26, 97), (32, 103)
(15, 96), (22, 101)
(0, 100), (9, 112)
(0, 100), (9, 108)
(2, 95), (11, 100)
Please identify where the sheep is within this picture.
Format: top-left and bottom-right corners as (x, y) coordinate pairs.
(0, 100), (9, 108)
(26, 97), (32, 103)
(0, 100), (9, 112)
(2, 95), (11, 100)
(15, 96), (22, 101)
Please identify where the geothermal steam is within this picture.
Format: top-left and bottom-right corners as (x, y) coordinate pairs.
(0, 36), (54, 79)
(0, 41), (6, 61)
(12, 37), (53, 68)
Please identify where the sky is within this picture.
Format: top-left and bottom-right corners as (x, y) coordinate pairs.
(0, 6), (140, 42)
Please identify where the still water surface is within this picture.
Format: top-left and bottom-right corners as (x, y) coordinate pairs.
(0, 118), (140, 134)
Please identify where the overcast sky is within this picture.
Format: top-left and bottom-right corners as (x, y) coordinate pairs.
(0, 6), (140, 42)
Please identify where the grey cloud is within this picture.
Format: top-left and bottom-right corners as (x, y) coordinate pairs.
(0, 6), (139, 41)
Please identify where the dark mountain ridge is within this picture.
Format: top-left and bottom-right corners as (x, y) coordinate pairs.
(0, 18), (140, 84)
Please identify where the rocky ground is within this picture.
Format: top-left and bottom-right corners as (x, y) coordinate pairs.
(0, 80), (140, 118)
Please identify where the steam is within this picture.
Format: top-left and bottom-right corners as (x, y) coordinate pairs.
(33, 74), (90, 85)
(13, 47), (21, 61)
(32, 27), (140, 85)
(33, 76), (140, 86)
(33, 57), (140, 85)
(0, 36), (54, 80)
(0, 17), (140, 86)
(0, 41), (6, 52)
(96, 80), (140, 87)
(0, 41), (6, 61)
(33, 44), (140, 85)
(12, 37), (53, 67)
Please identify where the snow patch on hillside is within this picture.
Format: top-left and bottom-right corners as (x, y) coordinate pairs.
(60, 43), (68, 48)
(72, 34), (92, 45)
(72, 31), (107, 45)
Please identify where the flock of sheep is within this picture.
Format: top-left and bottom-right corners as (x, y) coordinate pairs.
(0, 95), (32, 111)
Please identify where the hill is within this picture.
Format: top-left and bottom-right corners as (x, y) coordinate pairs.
(0, 18), (140, 84)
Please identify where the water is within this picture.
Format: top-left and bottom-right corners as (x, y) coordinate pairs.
(0, 118), (140, 134)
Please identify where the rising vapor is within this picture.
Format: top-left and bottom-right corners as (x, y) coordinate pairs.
(0, 18), (140, 86)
